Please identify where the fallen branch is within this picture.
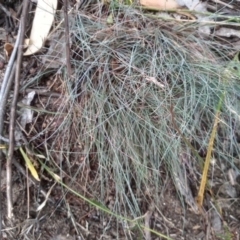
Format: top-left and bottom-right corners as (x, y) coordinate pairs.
(0, 6), (23, 236)
(7, 0), (29, 220)
(63, 0), (72, 77)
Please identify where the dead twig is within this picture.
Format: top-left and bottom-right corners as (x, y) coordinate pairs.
(20, 88), (62, 97)
(63, 0), (72, 77)
(0, 7), (23, 236)
(144, 204), (155, 240)
(0, 66), (15, 238)
(7, 0), (29, 219)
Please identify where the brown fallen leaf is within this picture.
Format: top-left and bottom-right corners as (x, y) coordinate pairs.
(4, 43), (14, 59)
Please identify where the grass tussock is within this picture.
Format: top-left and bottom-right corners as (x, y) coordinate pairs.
(26, 4), (240, 228)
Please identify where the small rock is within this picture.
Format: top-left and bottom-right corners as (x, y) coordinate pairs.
(51, 235), (75, 240)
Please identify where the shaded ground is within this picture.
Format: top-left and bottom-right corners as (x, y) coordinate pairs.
(0, 1), (240, 240)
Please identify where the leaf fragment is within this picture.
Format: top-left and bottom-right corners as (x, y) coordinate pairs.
(19, 147), (40, 181)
